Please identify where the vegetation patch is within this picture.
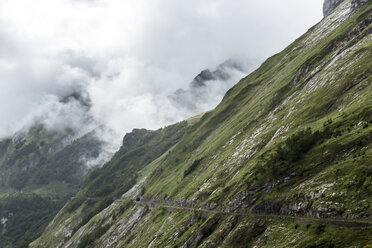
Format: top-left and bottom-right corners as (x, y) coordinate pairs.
(184, 158), (203, 178)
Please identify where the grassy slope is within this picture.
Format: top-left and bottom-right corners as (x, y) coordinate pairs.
(32, 1), (372, 247)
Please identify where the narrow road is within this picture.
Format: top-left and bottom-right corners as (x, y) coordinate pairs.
(68, 196), (372, 228)
(131, 198), (372, 228)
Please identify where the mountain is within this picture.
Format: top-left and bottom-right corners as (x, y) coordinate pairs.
(0, 126), (103, 191)
(27, 0), (372, 247)
(0, 125), (104, 247)
(189, 60), (246, 88)
(0, 54), (249, 248)
(168, 59), (250, 117)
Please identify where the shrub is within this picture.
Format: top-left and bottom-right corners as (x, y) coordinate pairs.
(264, 127), (332, 177)
(184, 158), (203, 178)
(315, 224), (326, 235)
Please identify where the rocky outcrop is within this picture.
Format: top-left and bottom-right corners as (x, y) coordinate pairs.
(190, 60), (245, 88)
(323, 0), (343, 16)
(351, 0), (368, 12)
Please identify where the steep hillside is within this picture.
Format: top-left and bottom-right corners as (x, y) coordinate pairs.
(32, 0), (372, 247)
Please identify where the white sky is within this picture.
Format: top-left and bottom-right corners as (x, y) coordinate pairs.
(0, 0), (324, 143)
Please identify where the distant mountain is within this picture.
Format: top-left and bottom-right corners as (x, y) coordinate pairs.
(31, 0), (372, 247)
(169, 59), (249, 114)
(0, 125), (104, 247)
(190, 60), (246, 88)
(0, 126), (102, 191)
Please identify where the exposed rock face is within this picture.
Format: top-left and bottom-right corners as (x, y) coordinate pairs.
(323, 0), (343, 16)
(351, 0), (368, 11)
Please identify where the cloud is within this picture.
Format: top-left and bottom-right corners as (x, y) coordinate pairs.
(0, 0), (324, 152)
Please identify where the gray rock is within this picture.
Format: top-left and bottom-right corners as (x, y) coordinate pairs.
(323, 0), (343, 16)
(350, 0), (368, 12)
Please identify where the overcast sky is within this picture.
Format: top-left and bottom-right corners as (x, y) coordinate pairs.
(0, 0), (324, 147)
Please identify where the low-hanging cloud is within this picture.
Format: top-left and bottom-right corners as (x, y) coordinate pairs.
(0, 0), (324, 155)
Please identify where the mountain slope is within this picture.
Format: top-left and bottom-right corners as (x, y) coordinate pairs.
(0, 125), (104, 247)
(32, 0), (372, 247)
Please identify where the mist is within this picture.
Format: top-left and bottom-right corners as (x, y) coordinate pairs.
(0, 0), (324, 156)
